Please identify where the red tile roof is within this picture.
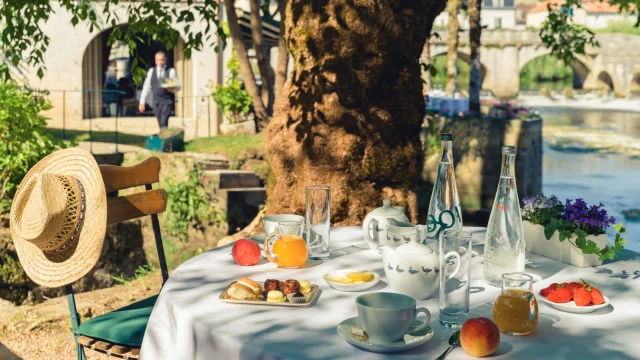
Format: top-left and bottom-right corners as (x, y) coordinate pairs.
(529, 0), (622, 14)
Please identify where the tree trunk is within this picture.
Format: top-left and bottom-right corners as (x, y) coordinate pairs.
(223, 0), (269, 126)
(421, 36), (432, 93)
(274, 0), (289, 101)
(249, 0), (274, 115)
(445, 0), (460, 97)
(267, 0), (447, 225)
(468, 0), (482, 113)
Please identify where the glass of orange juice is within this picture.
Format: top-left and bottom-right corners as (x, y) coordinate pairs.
(264, 220), (308, 268)
(492, 272), (538, 335)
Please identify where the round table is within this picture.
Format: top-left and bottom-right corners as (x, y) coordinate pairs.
(140, 226), (640, 359)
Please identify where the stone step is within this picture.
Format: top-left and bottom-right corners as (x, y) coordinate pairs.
(224, 187), (266, 207)
(201, 170), (263, 189)
(196, 159), (230, 171)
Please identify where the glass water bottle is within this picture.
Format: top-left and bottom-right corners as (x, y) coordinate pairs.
(483, 146), (526, 287)
(426, 133), (463, 250)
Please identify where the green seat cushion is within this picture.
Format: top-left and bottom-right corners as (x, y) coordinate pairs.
(78, 295), (158, 347)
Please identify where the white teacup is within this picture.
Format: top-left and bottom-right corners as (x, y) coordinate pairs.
(263, 214), (305, 235)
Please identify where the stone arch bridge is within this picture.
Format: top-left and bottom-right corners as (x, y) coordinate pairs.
(430, 29), (640, 98)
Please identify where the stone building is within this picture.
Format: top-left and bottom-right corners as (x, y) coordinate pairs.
(14, 2), (280, 141)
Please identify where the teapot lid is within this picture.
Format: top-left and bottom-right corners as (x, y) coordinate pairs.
(370, 199), (404, 217)
(395, 231), (433, 255)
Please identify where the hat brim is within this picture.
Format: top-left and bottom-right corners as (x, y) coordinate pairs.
(10, 148), (107, 288)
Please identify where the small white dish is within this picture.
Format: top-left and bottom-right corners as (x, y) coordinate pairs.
(323, 270), (381, 292)
(539, 294), (610, 313)
(337, 317), (433, 353)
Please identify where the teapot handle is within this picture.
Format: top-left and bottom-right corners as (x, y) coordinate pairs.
(363, 217), (379, 250)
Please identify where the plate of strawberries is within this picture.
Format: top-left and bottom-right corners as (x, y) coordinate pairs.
(538, 280), (610, 314)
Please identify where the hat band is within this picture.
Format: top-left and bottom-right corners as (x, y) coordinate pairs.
(43, 179), (86, 255)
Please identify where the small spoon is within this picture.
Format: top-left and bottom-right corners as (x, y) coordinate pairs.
(435, 331), (460, 360)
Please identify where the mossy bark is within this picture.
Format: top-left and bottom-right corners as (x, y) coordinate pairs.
(266, 1), (447, 225)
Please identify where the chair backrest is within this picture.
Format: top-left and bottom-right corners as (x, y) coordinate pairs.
(99, 157), (169, 283)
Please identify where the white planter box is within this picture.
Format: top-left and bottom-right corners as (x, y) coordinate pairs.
(523, 220), (607, 268)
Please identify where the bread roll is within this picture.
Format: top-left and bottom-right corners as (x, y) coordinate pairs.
(237, 277), (261, 295)
(228, 283), (258, 300)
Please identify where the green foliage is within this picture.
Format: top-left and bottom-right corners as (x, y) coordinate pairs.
(520, 55), (574, 91)
(165, 166), (225, 242)
(430, 56), (470, 91)
(112, 261), (157, 286)
(539, 0), (599, 65)
(595, 19), (640, 35)
(0, 1), (224, 84)
(0, 82), (68, 210)
(210, 51), (253, 124)
(542, 218), (627, 261)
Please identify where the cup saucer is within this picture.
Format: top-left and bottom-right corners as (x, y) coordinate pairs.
(337, 316), (434, 353)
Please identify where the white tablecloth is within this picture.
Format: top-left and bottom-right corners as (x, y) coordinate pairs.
(141, 226), (640, 359)
(426, 97), (469, 116)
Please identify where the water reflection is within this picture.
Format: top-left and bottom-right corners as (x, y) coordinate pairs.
(539, 108), (640, 252)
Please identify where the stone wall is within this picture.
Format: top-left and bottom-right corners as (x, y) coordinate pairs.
(424, 116), (542, 211)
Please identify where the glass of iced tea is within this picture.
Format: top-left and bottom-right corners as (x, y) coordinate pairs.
(264, 220), (308, 268)
(492, 272), (538, 335)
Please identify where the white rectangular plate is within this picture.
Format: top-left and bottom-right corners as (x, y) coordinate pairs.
(219, 281), (320, 307)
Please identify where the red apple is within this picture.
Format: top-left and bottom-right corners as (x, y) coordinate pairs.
(231, 239), (261, 266)
(460, 317), (500, 357)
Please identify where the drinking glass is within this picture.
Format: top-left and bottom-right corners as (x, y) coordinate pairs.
(305, 185), (331, 260)
(492, 272), (538, 335)
(264, 220), (308, 268)
(439, 230), (473, 328)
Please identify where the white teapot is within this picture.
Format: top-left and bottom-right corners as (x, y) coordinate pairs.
(362, 199), (410, 252)
(382, 231), (460, 300)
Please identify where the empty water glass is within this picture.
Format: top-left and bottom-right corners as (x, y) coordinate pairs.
(439, 230), (473, 328)
(305, 185), (331, 260)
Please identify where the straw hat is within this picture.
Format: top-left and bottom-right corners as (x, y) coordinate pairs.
(10, 148), (107, 288)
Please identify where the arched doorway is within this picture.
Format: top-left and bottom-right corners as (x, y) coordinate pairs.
(82, 25), (193, 119)
(596, 71), (614, 91)
(519, 54), (589, 90)
(430, 52), (487, 92)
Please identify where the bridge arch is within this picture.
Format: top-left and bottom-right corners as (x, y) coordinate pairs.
(596, 71), (615, 91)
(631, 72), (640, 91)
(430, 51), (488, 90)
(519, 53), (590, 90)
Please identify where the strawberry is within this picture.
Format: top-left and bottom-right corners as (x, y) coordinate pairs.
(540, 283), (558, 297)
(547, 287), (573, 303)
(566, 282), (583, 292)
(573, 287), (592, 306)
(590, 287), (605, 305)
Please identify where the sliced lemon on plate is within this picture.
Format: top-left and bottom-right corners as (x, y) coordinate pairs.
(324, 275), (354, 284)
(345, 271), (374, 282)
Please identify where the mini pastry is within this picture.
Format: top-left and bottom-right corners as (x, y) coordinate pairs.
(264, 279), (280, 293)
(283, 279), (300, 295)
(227, 283), (258, 301)
(287, 291), (306, 304)
(237, 277), (261, 295)
(298, 280), (312, 294)
(266, 290), (286, 302)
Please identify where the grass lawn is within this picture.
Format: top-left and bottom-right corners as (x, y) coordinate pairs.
(47, 128), (148, 147)
(185, 133), (266, 160)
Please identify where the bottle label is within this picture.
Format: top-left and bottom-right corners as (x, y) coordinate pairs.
(427, 208), (460, 239)
(496, 205), (509, 210)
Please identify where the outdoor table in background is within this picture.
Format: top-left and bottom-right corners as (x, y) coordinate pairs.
(140, 226), (640, 359)
(425, 91), (469, 117)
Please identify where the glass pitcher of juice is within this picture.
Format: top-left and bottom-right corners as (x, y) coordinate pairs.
(492, 272), (538, 335)
(264, 220), (308, 268)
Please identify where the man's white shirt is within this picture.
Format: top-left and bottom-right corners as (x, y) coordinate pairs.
(139, 66), (181, 105)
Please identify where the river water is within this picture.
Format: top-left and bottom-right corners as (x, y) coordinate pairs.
(538, 108), (640, 251)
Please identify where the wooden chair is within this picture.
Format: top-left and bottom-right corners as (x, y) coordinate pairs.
(66, 157), (169, 359)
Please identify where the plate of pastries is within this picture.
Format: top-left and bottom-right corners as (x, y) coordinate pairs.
(219, 277), (320, 307)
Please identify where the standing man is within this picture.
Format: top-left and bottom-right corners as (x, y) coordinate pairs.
(139, 51), (181, 130)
